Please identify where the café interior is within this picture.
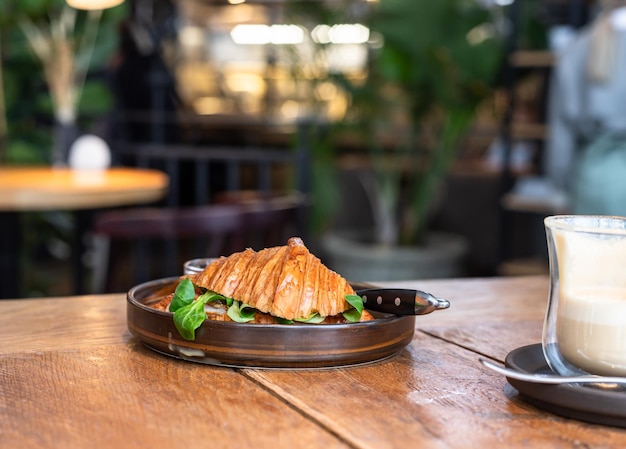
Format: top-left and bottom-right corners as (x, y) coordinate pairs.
(6, 1), (626, 446)
(0, 0), (622, 298)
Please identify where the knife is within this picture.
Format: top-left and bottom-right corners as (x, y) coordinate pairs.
(355, 288), (450, 316)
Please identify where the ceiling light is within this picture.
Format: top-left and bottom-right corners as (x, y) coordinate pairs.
(312, 24), (370, 44)
(230, 24), (304, 45)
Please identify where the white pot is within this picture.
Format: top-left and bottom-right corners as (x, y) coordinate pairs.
(320, 230), (468, 282)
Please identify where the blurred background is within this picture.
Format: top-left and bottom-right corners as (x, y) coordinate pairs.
(1, 0), (615, 296)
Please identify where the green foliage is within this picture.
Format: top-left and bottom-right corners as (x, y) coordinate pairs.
(373, 0), (502, 115)
(300, 0), (505, 246)
(308, 124), (343, 235)
(6, 137), (51, 165)
(0, 0), (126, 165)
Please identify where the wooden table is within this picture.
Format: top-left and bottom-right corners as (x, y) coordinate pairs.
(0, 166), (168, 298)
(1, 275), (625, 448)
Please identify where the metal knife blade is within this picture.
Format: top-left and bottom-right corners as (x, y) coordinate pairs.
(355, 288), (450, 316)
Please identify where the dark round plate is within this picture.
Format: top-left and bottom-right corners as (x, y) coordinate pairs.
(127, 277), (416, 369)
(505, 344), (626, 428)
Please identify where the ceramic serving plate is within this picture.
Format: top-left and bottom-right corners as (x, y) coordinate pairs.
(127, 276), (416, 369)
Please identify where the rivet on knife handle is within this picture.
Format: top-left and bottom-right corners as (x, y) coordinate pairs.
(356, 289), (450, 316)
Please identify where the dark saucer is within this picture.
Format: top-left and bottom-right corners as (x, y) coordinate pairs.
(504, 344), (626, 428)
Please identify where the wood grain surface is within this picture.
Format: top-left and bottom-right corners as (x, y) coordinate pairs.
(1, 344), (349, 449)
(2, 275), (626, 449)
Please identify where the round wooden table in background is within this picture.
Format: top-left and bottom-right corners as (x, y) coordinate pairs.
(0, 167), (168, 210)
(0, 166), (169, 298)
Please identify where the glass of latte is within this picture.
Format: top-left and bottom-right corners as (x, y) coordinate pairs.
(543, 215), (626, 377)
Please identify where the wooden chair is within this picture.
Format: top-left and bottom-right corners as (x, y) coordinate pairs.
(91, 192), (307, 293)
(112, 141), (311, 208)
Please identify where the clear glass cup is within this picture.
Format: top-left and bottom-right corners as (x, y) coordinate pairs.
(183, 258), (216, 275)
(543, 215), (626, 377)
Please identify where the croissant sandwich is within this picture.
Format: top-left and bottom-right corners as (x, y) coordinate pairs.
(156, 237), (374, 340)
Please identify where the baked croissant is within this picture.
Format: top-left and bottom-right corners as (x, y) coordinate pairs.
(190, 237), (359, 320)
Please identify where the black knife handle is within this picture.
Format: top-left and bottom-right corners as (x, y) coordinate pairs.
(358, 289), (418, 315)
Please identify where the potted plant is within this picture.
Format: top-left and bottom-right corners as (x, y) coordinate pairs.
(301, 0), (505, 281)
(0, 0), (124, 165)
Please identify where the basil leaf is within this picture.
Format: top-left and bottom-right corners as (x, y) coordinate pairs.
(227, 300), (256, 323)
(173, 291), (225, 340)
(169, 278), (196, 312)
(343, 294), (364, 323)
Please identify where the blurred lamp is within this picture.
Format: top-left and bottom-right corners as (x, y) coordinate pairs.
(66, 0), (124, 10)
(68, 134), (111, 170)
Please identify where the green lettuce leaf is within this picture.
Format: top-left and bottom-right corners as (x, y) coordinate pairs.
(342, 294), (364, 323)
(173, 291), (225, 340)
(274, 317), (294, 324)
(169, 278), (196, 312)
(295, 313), (325, 324)
(227, 300), (257, 323)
